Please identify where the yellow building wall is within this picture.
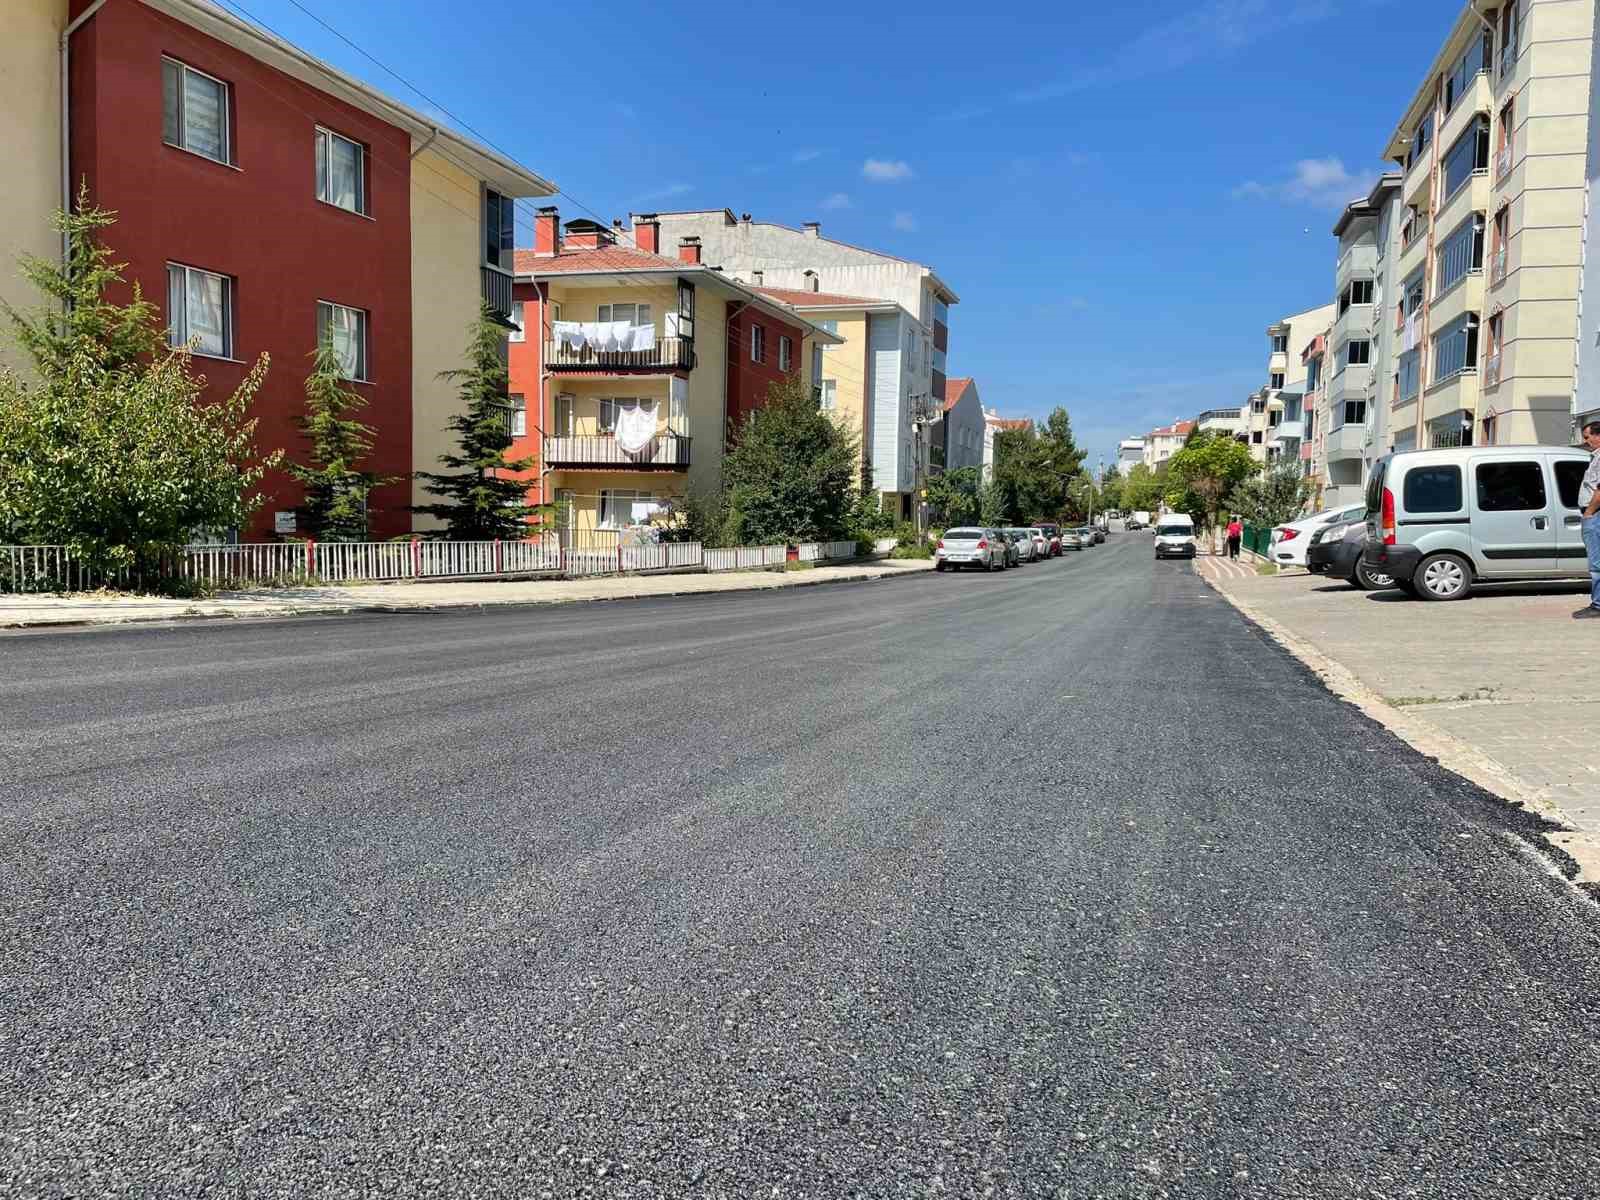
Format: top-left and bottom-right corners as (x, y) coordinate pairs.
(809, 309), (871, 467)
(409, 147), (486, 531)
(685, 291), (728, 499)
(546, 471), (686, 531)
(2, 0), (67, 377)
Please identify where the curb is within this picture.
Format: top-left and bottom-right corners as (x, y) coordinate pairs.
(1195, 568), (1600, 892)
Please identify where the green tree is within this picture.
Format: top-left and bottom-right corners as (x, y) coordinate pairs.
(1098, 467), (1125, 514)
(412, 303), (547, 540)
(978, 479), (1007, 526)
(1121, 462), (1164, 514)
(1163, 431), (1259, 539)
(991, 423), (1072, 522)
(286, 342), (394, 541)
(0, 196), (275, 581)
(1037, 406), (1087, 481)
(723, 372), (859, 544)
(925, 465), (982, 527)
(1227, 462), (1312, 530)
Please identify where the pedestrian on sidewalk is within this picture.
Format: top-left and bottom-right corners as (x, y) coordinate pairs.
(1578, 420), (1600, 620)
(1226, 515), (1243, 560)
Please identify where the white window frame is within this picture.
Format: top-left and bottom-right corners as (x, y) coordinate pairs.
(818, 319), (839, 351)
(509, 300), (525, 343)
(598, 488), (655, 529)
(598, 303), (652, 325)
(314, 126), (367, 215)
(819, 378), (837, 411)
(509, 393), (527, 438)
(779, 334), (793, 372)
(316, 300), (370, 382)
(166, 262), (233, 359)
(750, 324), (765, 364)
(162, 57), (231, 165)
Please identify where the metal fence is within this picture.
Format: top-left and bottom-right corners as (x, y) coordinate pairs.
(1241, 524), (1273, 557)
(705, 545), (786, 572)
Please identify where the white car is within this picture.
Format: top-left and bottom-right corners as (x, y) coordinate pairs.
(1007, 528), (1037, 562)
(1270, 503), (1367, 568)
(1028, 527), (1049, 559)
(934, 527), (1006, 572)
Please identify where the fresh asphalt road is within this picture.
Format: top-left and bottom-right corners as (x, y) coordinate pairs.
(5, 534), (1600, 1199)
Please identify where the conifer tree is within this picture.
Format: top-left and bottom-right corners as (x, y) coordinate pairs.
(287, 341), (394, 541)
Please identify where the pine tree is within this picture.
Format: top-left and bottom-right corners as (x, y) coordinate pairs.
(412, 303), (547, 539)
(286, 341), (394, 541)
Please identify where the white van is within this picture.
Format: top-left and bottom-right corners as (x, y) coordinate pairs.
(1153, 513), (1196, 560)
(1361, 445), (1588, 600)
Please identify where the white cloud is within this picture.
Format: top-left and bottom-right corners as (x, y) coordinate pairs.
(862, 158), (915, 182)
(793, 148), (825, 163)
(891, 211), (919, 232)
(1233, 157), (1379, 208)
(821, 192), (852, 210)
(638, 182), (693, 201)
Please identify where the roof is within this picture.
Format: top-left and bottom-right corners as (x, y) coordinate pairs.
(752, 286), (886, 310)
(151, 0), (554, 197)
(943, 377), (975, 412)
(1382, 4), (1486, 161)
(988, 416), (1032, 431)
(1332, 173), (1403, 237)
(1150, 420), (1195, 438)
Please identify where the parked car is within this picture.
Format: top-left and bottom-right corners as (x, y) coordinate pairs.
(1059, 527), (1085, 551)
(1006, 528), (1037, 563)
(934, 527), (1007, 572)
(1028, 527), (1050, 559)
(1153, 513), (1197, 559)
(1270, 503), (1367, 568)
(1090, 525), (1106, 544)
(1037, 522), (1063, 556)
(1078, 526), (1099, 547)
(1129, 511), (1151, 531)
(1362, 445), (1590, 600)
(1307, 520), (1394, 589)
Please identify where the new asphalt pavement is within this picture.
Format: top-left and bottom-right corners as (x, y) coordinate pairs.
(4, 532), (1600, 1198)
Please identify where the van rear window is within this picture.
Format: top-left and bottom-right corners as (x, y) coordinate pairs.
(1365, 458), (1388, 514)
(1403, 465), (1462, 514)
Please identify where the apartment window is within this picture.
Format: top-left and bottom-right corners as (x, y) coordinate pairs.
(933, 298), (949, 325)
(1251, 430), (1263, 444)
(1499, 1), (1519, 79)
(162, 57), (230, 164)
(1305, 357), (1322, 392)
(1342, 339), (1371, 369)
(1442, 116), (1491, 201)
(1401, 205), (1426, 248)
(817, 319), (839, 350)
(1270, 334), (1288, 353)
(750, 323), (766, 363)
(553, 488), (576, 531)
(1497, 96), (1515, 177)
(166, 263), (232, 358)
(1269, 372), (1284, 389)
(316, 300), (369, 381)
(1398, 349), (1422, 401)
(811, 344), (823, 385)
(932, 347), (947, 375)
(1251, 398), (1266, 414)
(1268, 409), (1282, 428)
(1432, 312), (1480, 382)
(314, 127), (366, 214)
(1345, 279), (1374, 309)
(598, 397), (653, 436)
(1481, 412), (1498, 445)
(554, 392), (575, 436)
(1436, 213), (1485, 295)
(508, 393), (526, 438)
(1342, 399), (1368, 426)
(1492, 206), (1511, 283)
(819, 379), (837, 410)
(508, 300), (525, 343)
(599, 489), (654, 528)
(1486, 311), (1504, 377)
(484, 189), (515, 270)
(1443, 30), (1491, 114)
(598, 302), (652, 325)
(1409, 114), (1433, 168)
(1403, 271), (1425, 318)
(779, 335), (793, 372)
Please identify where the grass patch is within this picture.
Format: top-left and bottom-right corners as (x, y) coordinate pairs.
(1254, 562), (1278, 576)
(782, 560), (817, 572)
(1387, 687), (1500, 708)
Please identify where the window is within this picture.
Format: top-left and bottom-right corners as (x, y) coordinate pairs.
(1404, 465), (1463, 513)
(933, 297), (949, 325)
(932, 347), (947, 375)
(1496, 95), (1515, 177)
(509, 300), (525, 343)
(1436, 214), (1485, 295)
(484, 189), (515, 270)
(599, 489), (655, 528)
(1443, 30), (1491, 114)
(1305, 357), (1322, 393)
(1499, 1), (1519, 79)
(314, 127), (366, 214)
(554, 393), (575, 435)
(1433, 312), (1480, 382)
(598, 397), (651, 435)
(598, 302), (652, 325)
(1555, 460), (1585, 509)
(1268, 409), (1282, 428)
(554, 489), (575, 530)
(819, 379), (837, 410)
(1346, 279), (1374, 308)
(1401, 205), (1426, 248)
(1251, 398), (1266, 414)
(1403, 271), (1426, 318)
(1492, 206), (1510, 283)
(1398, 349), (1422, 401)
(508, 394), (526, 438)
(1269, 372), (1284, 389)
(1442, 116), (1491, 200)
(1270, 334), (1288, 353)
(1251, 430), (1263, 444)
(1481, 413), (1498, 445)
(750, 323), (765, 363)
(166, 263), (232, 358)
(1475, 461), (1545, 511)
(1342, 340), (1371, 368)
(811, 344), (823, 384)
(316, 300), (369, 381)
(817, 319), (839, 349)
(779, 335), (793, 372)
(1343, 399), (1367, 426)
(1409, 114), (1433, 169)
(162, 57), (230, 164)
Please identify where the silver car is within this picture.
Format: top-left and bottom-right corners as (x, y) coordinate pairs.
(1059, 527), (1085, 551)
(934, 527), (1007, 572)
(1006, 528), (1037, 562)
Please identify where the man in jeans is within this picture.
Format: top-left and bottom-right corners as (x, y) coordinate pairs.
(1579, 420), (1600, 619)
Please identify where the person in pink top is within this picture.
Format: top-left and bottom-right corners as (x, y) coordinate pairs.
(1225, 516), (1243, 560)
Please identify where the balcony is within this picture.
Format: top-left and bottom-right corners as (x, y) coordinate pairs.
(1326, 422), (1367, 461)
(481, 266), (514, 322)
(543, 433), (692, 470)
(1328, 362), (1372, 404)
(1332, 301), (1373, 347)
(1270, 420), (1305, 444)
(544, 335), (694, 374)
(1336, 243), (1378, 290)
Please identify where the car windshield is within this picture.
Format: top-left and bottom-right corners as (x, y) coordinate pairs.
(1157, 524), (1191, 537)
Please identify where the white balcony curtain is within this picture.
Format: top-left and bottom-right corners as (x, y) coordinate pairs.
(184, 71), (226, 161)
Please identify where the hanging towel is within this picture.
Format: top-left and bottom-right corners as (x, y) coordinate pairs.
(581, 321), (607, 349)
(553, 320), (586, 350)
(608, 320), (632, 351)
(615, 401), (657, 454)
(630, 322), (656, 353)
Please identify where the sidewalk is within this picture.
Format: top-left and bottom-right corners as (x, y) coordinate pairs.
(1196, 554), (1599, 837)
(0, 558), (936, 630)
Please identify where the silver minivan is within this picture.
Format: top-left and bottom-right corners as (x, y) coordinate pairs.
(1361, 445), (1588, 600)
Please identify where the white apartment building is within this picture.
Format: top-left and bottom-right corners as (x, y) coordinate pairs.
(1116, 437), (1147, 474)
(1386, 0), (1591, 450)
(1251, 302), (1336, 461)
(1143, 420), (1194, 468)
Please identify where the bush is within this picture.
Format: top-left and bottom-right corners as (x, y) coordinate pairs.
(888, 521), (931, 559)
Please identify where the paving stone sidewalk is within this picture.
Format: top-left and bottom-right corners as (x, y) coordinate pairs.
(0, 558), (935, 630)
(1197, 557), (1599, 832)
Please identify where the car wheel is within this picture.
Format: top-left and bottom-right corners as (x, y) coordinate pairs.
(1413, 552), (1471, 601)
(1353, 559), (1395, 591)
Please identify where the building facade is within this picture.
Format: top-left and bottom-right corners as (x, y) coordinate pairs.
(938, 377), (985, 474)
(1386, 0), (1590, 451)
(1143, 420), (1194, 468)
(1116, 437), (1147, 475)
(1251, 302), (1337, 462)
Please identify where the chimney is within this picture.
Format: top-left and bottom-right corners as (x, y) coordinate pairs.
(635, 213), (660, 255)
(678, 236), (702, 265)
(752, 269), (763, 286)
(803, 222), (821, 237)
(534, 206), (560, 257)
(803, 269), (818, 292)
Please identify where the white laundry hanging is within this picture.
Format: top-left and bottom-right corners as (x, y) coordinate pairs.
(552, 320), (587, 350)
(615, 399), (659, 454)
(629, 322), (656, 353)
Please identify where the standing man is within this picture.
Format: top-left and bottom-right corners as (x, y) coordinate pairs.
(1578, 421), (1600, 620)
(1226, 514), (1243, 560)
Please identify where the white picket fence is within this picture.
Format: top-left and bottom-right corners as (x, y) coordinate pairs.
(705, 545), (786, 572)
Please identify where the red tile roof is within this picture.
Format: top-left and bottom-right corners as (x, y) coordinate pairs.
(943, 376), (974, 412)
(514, 243), (683, 275)
(988, 416), (1032, 431)
(752, 286), (882, 308)
(1149, 420), (1196, 437)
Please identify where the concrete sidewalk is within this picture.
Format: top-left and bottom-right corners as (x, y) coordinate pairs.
(0, 558), (936, 630)
(1197, 555), (1598, 837)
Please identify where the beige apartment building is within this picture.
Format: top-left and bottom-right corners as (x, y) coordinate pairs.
(1246, 302), (1335, 461)
(1385, 0), (1591, 449)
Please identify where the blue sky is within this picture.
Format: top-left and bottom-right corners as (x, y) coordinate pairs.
(227, 0), (1458, 469)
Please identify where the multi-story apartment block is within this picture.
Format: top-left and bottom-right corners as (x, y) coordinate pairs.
(643, 210), (958, 520)
(1143, 420), (1194, 468)
(1116, 437), (1147, 475)
(1386, 0), (1591, 450)
(1316, 175), (1404, 505)
(1251, 302), (1336, 462)
(509, 212), (841, 533)
(983, 411), (1032, 482)
(1195, 408), (1247, 441)
(936, 377), (985, 474)
(7, 0), (554, 539)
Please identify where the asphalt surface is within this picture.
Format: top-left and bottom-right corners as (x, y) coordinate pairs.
(4, 532), (1600, 1199)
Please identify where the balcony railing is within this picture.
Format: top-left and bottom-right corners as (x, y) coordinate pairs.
(481, 266), (514, 322)
(544, 336), (694, 373)
(543, 433), (692, 469)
